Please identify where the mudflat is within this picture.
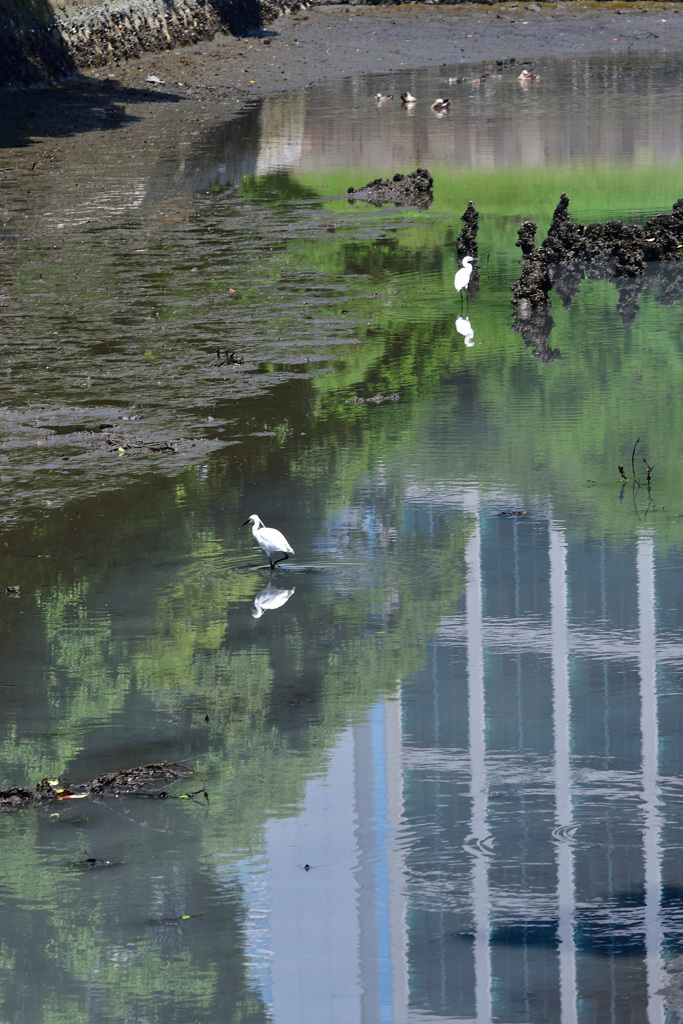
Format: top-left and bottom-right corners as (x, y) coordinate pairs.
(87, 2), (683, 103)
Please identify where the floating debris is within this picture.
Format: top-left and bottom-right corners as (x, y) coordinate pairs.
(104, 436), (181, 455)
(75, 851), (121, 870)
(212, 349), (244, 367)
(0, 761), (198, 812)
(347, 393), (400, 405)
(150, 912), (205, 926)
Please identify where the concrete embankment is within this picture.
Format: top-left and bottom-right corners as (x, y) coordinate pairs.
(0, 0), (303, 88)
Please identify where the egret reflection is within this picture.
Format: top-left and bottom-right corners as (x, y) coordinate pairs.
(251, 580), (296, 618)
(456, 314), (477, 346)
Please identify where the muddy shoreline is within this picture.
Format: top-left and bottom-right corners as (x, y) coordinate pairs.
(76, 2), (683, 102)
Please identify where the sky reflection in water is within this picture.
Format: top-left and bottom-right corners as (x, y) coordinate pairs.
(2, 53), (683, 1024)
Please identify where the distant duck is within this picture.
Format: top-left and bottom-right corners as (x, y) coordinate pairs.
(448, 76), (466, 84)
(374, 92), (394, 102)
(400, 91), (417, 104)
(104, 104), (126, 123)
(431, 97), (451, 111)
(518, 69), (540, 81)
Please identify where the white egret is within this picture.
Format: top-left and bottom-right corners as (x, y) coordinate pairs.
(454, 255), (478, 307)
(242, 514), (294, 570)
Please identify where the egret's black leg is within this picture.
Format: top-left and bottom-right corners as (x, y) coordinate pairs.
(272, 553), (289, 569)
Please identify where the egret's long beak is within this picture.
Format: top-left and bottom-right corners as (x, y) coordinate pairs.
(241, 519), (251, 527)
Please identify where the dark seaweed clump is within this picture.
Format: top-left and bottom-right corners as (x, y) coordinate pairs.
(346, 167), (434, 209)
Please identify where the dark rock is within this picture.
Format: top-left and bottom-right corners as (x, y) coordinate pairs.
(516, 220), (538, 258)
(456, 200), (479, 261)
(345, 167), (433, 209)
(511, 192), (683, 311)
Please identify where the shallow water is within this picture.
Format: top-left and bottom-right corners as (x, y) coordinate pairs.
(2, 52), (683, 1023)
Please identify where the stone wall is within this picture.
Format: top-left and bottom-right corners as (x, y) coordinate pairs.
(0, 0), (300, 88)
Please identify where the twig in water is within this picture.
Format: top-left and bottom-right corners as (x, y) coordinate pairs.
(631, 437), (641, 486)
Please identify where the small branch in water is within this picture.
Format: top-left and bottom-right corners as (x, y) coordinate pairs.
(631, 437), (641, 485)
(620, 440), (659, 520)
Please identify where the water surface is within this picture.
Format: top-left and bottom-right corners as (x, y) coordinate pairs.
(2, 52), (683, 1024)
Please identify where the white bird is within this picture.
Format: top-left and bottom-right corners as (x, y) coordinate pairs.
(243, 514), (294, 570)
(456, 315), (476, 347)
(431, 97), (451, 111)
(454, 255), (478, 306)
(400, 91), (416, 104)
(252, 581), (296, 618)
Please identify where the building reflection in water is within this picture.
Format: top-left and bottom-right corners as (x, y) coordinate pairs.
(236, 489), (682, 1023)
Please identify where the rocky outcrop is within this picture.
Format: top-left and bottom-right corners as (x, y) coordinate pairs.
(511, 192), (683, 311)
(346, 167), (434, 209)
(0, 0), (305, 87)
(510, 192), (683, 361)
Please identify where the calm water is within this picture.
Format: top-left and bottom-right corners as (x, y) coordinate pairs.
(3, 52), (683, 1023)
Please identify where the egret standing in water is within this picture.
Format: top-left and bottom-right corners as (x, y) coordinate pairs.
(243, 514), (294, 570)
(454, 255), (477, 308)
